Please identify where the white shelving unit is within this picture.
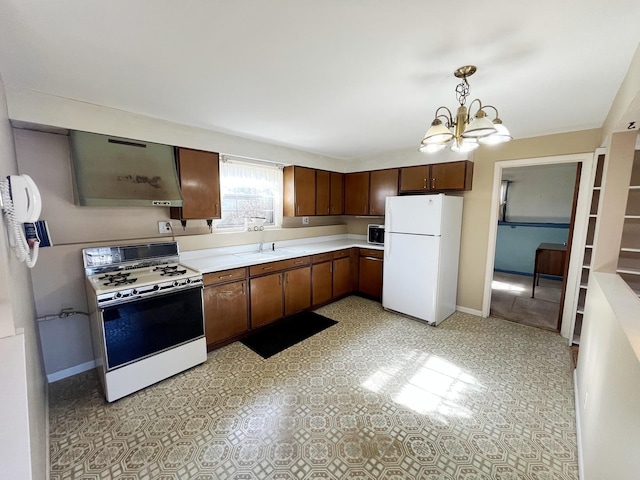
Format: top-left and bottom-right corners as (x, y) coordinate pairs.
(617, 150), (640, 296)
(571, 152), (606, 345)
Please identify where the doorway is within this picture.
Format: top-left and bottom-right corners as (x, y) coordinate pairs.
(482, 153), (595, 341)
(490, 163), (578, 331)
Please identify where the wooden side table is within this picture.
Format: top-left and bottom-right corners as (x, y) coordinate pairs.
(532, 243), (567, 298)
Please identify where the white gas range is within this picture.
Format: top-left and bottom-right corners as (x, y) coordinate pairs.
(83, 242), (207, 402)
(87, 262), (203, 306)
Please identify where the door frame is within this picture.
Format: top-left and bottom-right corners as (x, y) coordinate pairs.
(482, 152), (595, 342)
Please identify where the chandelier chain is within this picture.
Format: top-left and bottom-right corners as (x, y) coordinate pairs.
(455, 77), (470, 106)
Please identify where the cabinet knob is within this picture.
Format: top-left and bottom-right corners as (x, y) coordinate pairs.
(432, 178), (436, 189)
(423, 178), (427, 189)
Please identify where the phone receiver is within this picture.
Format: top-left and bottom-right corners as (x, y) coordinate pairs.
(9, 174), (42, 223)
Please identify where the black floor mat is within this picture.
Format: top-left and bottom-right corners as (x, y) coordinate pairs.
(241, 311), (337, 359)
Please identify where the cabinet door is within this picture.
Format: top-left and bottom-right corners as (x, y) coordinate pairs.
(316, 170), (331, 216)
(250, 273), (283, 328)
(312, 261), (332, 306)
(295, 166), (316, 215)
(430, 161), (473, 191)
(204, 280), (248, 346)
(399, 165), (431, 193)
(170, 148), (220, 219)
(284, 266), (311, 315)
(332, 257), (352, 298)
(344, 172), (370, 215)
(283, 166), (316, 216)
(358, 256), (383, 300)
(330, 172), (344, 215)
(369, 169), (398, 215)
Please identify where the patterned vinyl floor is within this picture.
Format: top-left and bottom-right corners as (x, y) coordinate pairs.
(49, 296), (578, 479)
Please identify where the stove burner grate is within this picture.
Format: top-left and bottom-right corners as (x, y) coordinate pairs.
(103, 277), (137, 287)
(98, 272), (131, 281)
(153, 265), (187, 277)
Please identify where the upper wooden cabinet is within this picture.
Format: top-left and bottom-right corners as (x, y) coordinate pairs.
(369, 169), (398, 216)
(399, 165), (431, 193)
(345, 169), (398, 216)
(344, 172), (370, 215)
(170, 148), (221, 221)
(284, 160), (472, 218)
(316, 170), (331, 216)
(330, 172), (344, 215)
(399, 161), (473, 193)
(431, 161), (473, 191)
(283, 166), (316, 216)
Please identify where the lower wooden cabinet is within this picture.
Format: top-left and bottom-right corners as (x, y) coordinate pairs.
(358, 255), (383, 300)
(312, 261), (333, 306)
(332, 256), (352, 298)
(205, 248), (385, 350)
(250, 265), (311, 328)
(250, 273), (284, 328)
(204, 280), (248, 347)
(284, 267), (311, 315)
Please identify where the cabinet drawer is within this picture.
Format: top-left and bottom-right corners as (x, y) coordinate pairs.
(204, 267), (247, 286)
(312, 252), (333, 264)
(359, 248), (383, 259)
(249, 256), (311, 276)
(332, 249), (351, 259)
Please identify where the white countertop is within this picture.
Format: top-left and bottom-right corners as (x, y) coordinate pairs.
(179, 235), (384, 274)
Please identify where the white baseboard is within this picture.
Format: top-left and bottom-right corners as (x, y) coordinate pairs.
(456, 305), (483, 317)
(47, 360), (95, 383)
(574, 369), (585, 480)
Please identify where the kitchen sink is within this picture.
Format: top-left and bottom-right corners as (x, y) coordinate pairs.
(234, 251), (280, 260)
(233, 248), (308, 261)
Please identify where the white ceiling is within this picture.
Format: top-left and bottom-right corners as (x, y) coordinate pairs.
(1, 1), (640, 159)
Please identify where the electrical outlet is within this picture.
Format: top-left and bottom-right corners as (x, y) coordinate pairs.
(302, 216), (310, 225)
(584, 391), (589, 410)
(158, 221), (172, 234)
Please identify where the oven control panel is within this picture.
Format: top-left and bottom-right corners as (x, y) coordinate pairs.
(97, 277), (203, 307)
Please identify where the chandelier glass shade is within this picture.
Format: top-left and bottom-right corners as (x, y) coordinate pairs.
(419, 65), (512, 153)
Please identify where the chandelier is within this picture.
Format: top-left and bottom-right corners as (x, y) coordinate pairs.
(419, 65), (512, 153)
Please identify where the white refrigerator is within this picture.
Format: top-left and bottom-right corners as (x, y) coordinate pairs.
(382, 194), (463, 326)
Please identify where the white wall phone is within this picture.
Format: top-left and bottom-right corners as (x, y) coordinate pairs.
(0, 174), (42, 268)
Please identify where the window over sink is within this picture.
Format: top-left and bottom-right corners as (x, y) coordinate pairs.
(216, 157), (283, 229)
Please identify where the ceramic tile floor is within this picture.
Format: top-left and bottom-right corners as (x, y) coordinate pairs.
(49, 296), (578, 479)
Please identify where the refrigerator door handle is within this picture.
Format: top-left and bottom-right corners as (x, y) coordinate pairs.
(385, 230), (391, 261)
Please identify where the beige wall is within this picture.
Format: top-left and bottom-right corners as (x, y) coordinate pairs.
(602, 43), (640, 144)
(0, 76), (47, 479)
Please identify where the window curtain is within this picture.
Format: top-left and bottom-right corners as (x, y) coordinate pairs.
(217, 160), (283, 228)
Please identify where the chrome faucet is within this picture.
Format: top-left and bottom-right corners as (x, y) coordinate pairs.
(258, 241), (264, 253)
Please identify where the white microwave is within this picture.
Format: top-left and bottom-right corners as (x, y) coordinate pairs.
(367, 224), (385, 245)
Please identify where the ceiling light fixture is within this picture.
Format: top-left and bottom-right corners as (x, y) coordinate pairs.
(420, 65), (512, 153)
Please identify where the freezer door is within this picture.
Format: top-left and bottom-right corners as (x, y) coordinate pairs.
(385, 195), (443, 236)
(382, 233), (440, 323)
